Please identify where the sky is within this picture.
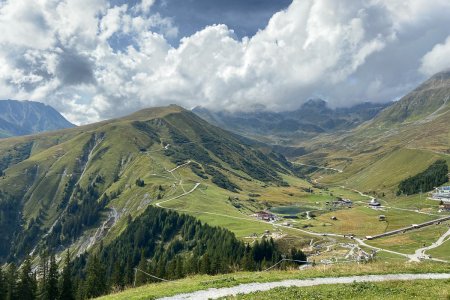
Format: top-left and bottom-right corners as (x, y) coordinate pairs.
(1, 0), (450, 124)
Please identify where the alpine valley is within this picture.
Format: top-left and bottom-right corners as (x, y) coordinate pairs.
(0, 71), (449, 300)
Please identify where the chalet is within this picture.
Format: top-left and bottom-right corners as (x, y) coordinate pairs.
(369, 199), (381, 207)
(432, 186), (450, 200)
(255, 211), (277, 221)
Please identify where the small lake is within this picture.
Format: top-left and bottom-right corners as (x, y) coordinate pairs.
(269, 205), (308, 215)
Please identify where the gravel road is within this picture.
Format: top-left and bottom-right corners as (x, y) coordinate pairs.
(159, 273), (450, 300)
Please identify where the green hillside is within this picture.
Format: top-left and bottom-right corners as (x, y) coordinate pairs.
(295, 70), (450, 194)
(0, 105), (301, 263)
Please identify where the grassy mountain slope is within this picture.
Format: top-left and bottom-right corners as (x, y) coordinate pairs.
(0, 100), (75, 138)
(0, 105), (301, 262)
(295, 71), (450, 194)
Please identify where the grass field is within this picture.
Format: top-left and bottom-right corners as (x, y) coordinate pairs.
(97, 261), (450, 300)
(294, 205), (437, 237)
(226, 279), (450, 299)
(428, 239), (450, 261)
(367, 225), (449, 254)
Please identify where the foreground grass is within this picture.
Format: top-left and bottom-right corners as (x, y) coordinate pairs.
(98, 262), (450, 300)
(224, 279), (450, 300)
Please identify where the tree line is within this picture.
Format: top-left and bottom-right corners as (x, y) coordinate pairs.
(1, 206), (306, 299)
(397, 160), (448, 195)
(0, 251), (73, 300)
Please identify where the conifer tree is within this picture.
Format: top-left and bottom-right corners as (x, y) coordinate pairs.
(59, 250), (74, 300)
(135, 251), (148, 286)
(45, 254), (59, 300)
(0, 268), (6, 300)
(110, 261), (124, 292)
(84, 255), (107, 298)
(18, 256), (37, 300)
(5, 263), (18, 300)
(38, 251), (49, 299)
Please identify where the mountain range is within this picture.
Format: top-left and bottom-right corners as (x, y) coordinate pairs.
(0, 100), (74, 138)
(193, 100), (391, 144)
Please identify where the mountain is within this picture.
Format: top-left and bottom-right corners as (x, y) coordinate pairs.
(0, 104), (296, 263)
(295, 70), (450, 194)
(371, 70), (450, 125)
(0, 100), (74, 138)
(193, 100), (390, 144)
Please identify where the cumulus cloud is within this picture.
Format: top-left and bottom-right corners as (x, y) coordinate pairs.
(420, 36), (450, 76)
(0, 0), (449, 124)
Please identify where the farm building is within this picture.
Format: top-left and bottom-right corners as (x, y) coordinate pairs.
(254, 211), (277, 221)
(432, 186), (450, 200)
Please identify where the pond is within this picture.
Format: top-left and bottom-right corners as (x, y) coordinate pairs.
(269, 205), (309, 215)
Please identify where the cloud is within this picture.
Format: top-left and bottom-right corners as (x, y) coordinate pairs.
(56, 49), (96, 85)
(420, 36), (450, 76)
(0, 0), (449, 124)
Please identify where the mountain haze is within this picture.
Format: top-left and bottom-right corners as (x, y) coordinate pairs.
(193, 100), (390, 144)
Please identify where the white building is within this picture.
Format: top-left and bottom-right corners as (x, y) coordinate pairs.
(431, 186), (450, 201)
(369, 198), (381, 207)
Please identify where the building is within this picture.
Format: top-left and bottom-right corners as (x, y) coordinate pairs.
(369, 198), (381, 207)
(378, 215), (386, 221)
(431, 186), (450, 201)
(254, 211), (277, 221)
(332, 198), (353, 207)
(441, 203), (450, 211)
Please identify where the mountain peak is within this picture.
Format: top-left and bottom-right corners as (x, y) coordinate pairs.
(124, 104), (187, 121)
(0, 100), (74, 138)
(300, 98), (327, 108)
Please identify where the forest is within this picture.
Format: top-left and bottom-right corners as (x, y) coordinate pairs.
(397, 160), (449, 195)
(0, 206), (306, 300)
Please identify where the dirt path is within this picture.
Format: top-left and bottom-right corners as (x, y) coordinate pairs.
(155, 183), (201, 207)
(410, 227), (450, 262)
(159, 273), (450, 300)
(291, 161), (343, 173)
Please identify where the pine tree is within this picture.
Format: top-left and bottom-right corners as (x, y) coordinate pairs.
(135, 252), (148, 286)
(199, 253), (210, 274)
(84, 255), (107, 298)
(0, 268), (6, 300)
(5, 263), (18, 300)
(174, 256), (184, 279)
(17, 256), (37, 300)
(46, 254), (59, 300)
(38, 251), (49, 300)
(110, 261), (124, 292)
(59, 250), (74, 300)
